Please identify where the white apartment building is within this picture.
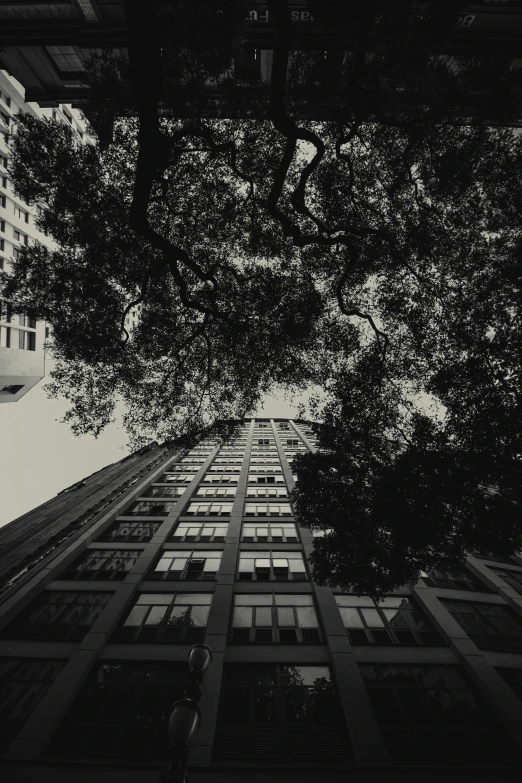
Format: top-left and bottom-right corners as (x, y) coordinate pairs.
(0, 69), (87, 403)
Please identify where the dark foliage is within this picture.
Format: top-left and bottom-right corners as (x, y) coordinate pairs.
(2, 0), (521, 589)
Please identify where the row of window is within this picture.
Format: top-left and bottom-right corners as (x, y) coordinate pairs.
(55, 542), (522, 603)
(0, 302), (36, 328)
(0, 326), (36, 350)
(0, 89), (12, 108)
(158, 472), (288, 485)
(1, 660), (517, 763)
(2, 585), (522, 654)
(157, 486), (289, 498)
(123, 502), (292, 517)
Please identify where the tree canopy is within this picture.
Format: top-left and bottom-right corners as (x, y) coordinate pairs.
(2, 0), (521, 593)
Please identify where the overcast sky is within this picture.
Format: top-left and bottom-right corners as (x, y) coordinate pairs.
(0, 368), (306, 529)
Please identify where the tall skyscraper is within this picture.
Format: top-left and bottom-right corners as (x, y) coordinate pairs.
(1, 418), (522, 782)
(0, 69), (87, 403)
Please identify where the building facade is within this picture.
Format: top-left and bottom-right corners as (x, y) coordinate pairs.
(1, 2), (522, 110)
(0, 69), (87, 403)
(1, 418), (522, 782)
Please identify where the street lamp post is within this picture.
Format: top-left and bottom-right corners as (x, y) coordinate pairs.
(159, 643), (213, 783)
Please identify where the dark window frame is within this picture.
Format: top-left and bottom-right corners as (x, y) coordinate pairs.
(0, 658), (64, 754)
(149, 549), (222, 581)
(489, 567), (522, 594)
(124, 500), (176, 517)
(169, 520), (228, 543)
(216, 663), (352, 761)
(46, 661), (187, 758)
(230, 594), (321, 644)
(97, 520), (162, 544)
(59, 549), (143, 581)
(422, 565), (492, 592)
(112, 593), (212, 644)
(441, 598), (522, 653)
(238, 551), (307, 582)
(359, 663), (516, 765)
(0, 590), (112, 642)
(335, 595), (444, 647)
(241, 521), (298, 543)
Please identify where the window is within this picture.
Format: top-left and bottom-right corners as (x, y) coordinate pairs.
(201, 473), (239, 484)
(242, 522), (298, 543)
(231, 594), (320, 643)
(441, 599), (522, 652)
(0, 111), (9, 127)
(489, 567), (522, 593)
(144, 485), (186, 499)
(0, 326), (10, 346)
(247, 486), (288, 498)
(46, 662), (187, 757)
(150, 550), (222, 581)
(59, 549), (142, 580)
(0, 591), (112, 642)
(1, 176), (6, 188)
(255, 423), (269, 428)
(209, 464), (241, 473)
(0, 195), (5, 209)
(335, 595), (444, 646)
(248, 465), (283, 473)
(46, 46), (84, 74)
(286, 439), (299, 446)
(13, 229), (28, 245)
(244, 503), (292, 517)
(213, 457), (243, 464)
(359, 664), (516, 765)
(238, 551), (307, 581)
(19, 313), (36, 328)
(0, 659), (65, 754)
(250, 457), (280, 464)
(0, 383), (24, 394)
(159, 472), (193, 483)
(185, 501), (233, 516)
(216, 664), (351, 760)
(471, 550), (518, 565)
(170, 520), (228, 543)
(421, 565), (491, 592)
(1, 158), (8, 169)
(14, 206), (28, 223)
(168, 463), (200, 472)
(195, 486), (236, 498)
(257, 438), (271, 445)
(112, 593), (212, 644)
(496, 667), (522, 701)
(0, 239), (3, 251)
(0, 220), (4, 232)
(19, 330), (36, 351)
(124, 500), (176, 517)
(97, 521), (162, 543)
